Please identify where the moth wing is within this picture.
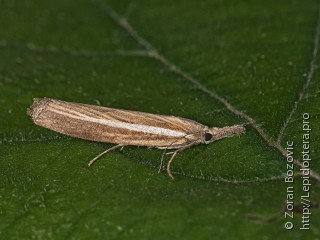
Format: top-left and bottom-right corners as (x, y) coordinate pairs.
(28, 98), (205, 147)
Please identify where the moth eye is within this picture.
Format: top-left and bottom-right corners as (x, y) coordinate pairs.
(204, 132), (213, 142)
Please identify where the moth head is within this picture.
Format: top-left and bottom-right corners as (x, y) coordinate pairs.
(203, 125), (246, 144)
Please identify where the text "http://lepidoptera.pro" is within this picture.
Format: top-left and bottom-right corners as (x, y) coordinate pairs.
(27, 98), (246, 179)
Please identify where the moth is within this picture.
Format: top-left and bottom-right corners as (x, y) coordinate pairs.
(27, 98), (246, 179)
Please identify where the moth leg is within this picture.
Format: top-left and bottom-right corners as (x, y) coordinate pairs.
(158, 151), (166, 173)
(158, 148), (170, 173)
(88, 144), (124, 166)
(165, 151), (175, 155)
(167, 142), (198, 179)
(158, 140), (179, 173)
(167, 152), (178, 179)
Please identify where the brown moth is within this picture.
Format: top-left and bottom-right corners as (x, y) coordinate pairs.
(27, 98), (246, 179)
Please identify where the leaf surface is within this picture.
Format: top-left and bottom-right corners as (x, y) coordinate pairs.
(1, 0), (319, 239)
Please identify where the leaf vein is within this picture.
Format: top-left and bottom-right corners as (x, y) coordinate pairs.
(277, 4), (320, 145)
(0, 39), (149, 58)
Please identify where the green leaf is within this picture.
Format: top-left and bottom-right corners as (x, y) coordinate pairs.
(1, 0), (319, 239)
